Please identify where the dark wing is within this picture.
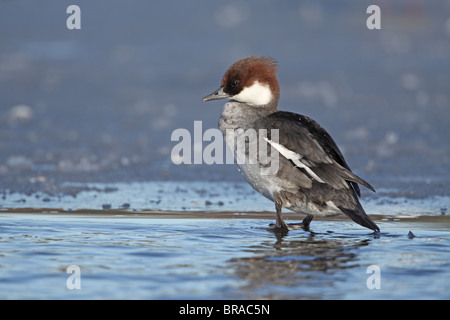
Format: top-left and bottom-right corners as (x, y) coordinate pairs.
(260, 111), (375, 195)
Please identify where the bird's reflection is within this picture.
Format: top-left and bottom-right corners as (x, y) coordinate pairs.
(227, 228), (373, 299)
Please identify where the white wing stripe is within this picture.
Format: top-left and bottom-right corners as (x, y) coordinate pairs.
(264, 138), (325, 183)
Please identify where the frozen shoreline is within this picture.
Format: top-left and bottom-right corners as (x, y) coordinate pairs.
(1, 181), (447, 217)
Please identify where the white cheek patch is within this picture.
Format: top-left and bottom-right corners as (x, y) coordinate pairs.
(232, 81), (273, 106)
(264, 138), (325, 183)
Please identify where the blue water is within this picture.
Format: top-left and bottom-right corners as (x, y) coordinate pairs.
(1, 211), (449, 299)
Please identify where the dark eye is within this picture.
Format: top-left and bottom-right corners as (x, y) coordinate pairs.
(231, 80), (240, 87)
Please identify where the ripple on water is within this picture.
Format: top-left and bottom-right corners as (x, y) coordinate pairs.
(0, 214), (449, 299)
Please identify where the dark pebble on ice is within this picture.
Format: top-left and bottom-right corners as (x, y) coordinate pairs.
(102, 204), (111, 210)
(205, 200), (212, 206)
(407, 231), (416, 239)
(120, 203), (130, 209)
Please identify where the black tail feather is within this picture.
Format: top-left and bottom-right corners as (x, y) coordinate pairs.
(339, 206), (380, 232)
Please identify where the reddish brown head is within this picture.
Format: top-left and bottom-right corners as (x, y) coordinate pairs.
(203, 56), (280, 108)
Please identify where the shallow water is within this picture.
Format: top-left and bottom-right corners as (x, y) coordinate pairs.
(1, 210), (449, 300)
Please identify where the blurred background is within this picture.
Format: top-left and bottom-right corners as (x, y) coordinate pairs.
(0, 0), (449, 203)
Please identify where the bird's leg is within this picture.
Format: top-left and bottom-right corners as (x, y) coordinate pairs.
(301, 214), (313, 231)
(275, 201), (289, 230)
